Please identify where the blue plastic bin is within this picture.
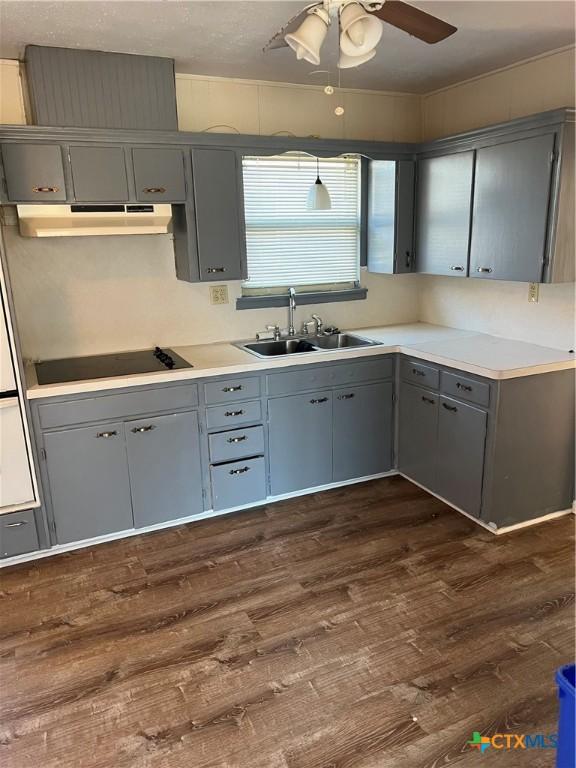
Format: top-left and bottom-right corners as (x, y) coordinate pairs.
(556, 664), (575, 768)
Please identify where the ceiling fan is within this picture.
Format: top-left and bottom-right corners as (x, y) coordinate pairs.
(264, 0), (457, 69)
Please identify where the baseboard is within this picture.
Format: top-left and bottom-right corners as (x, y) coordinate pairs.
(0, 470), (398, 568)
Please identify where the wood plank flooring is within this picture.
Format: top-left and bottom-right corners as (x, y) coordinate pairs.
(0, 476), (574, 768)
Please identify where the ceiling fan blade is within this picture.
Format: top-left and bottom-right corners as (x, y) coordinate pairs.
(263, 5), (315, 52)
(371, 1), (457, 44)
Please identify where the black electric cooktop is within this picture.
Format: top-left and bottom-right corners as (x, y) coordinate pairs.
(35, 347), (192, 385)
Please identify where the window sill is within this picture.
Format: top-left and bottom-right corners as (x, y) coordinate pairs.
(236, 287), (368, 310)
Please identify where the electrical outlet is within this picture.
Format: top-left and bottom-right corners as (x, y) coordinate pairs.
(528, 283), (539, 303)
(209, 285), (229, 305)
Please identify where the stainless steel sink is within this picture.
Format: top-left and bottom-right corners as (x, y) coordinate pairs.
(239, 333), (379, 358)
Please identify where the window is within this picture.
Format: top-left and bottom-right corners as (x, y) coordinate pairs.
(242, 154), (361, 294)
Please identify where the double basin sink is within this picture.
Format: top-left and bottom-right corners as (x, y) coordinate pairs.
(239, 333), (380, 358)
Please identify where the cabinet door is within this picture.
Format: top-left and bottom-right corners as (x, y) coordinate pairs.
(398, 383), (438, 491)
(125, 411), (203, 527)
(44, 423), (133, 545)
(69, 146), (128, 202)
(333, 382), (393, 482)
(2, 144), (67, 202)
(469, 134), (555, 282)
(132, 148), (186, 202)
(436, 397), (487, 517)
(191, 148), (245, 281)
(416, 151), (474, 276)
(268, 392), (332, 495)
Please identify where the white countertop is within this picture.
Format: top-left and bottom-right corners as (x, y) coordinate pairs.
(25, 323), (575, 399)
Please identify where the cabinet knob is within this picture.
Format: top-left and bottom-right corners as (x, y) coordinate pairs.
(442, 402), (458, 412)
(337, 393), (355, 400)
(449, 265), (464, 272)
(456, 382), (473, 392)
(4, 520), (28, 528)
(412, 368), (425, 377)
(421, 396), (435, 405)
(229, 466), (250, 476)
(131, 425), (156, 433)
(223, 385), (242, 393)
(227, 435), (247, 443)
(310, 397), (328, 404)
(32, 186), (59, 193)
(96, 430), (118, 438)
(143, 187), (166, 194)
(476, 267), (493, 274)
(207, 267), (226, 274)
(225, 410), (244, 417)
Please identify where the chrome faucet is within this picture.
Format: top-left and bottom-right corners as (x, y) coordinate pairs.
(288, 287), (296, 337)
(312, 314), (323, 335)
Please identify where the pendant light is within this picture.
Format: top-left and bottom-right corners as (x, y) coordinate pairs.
(307, 157), (331, 210)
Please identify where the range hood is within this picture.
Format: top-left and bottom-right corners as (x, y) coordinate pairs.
(16, 204), (172, 237)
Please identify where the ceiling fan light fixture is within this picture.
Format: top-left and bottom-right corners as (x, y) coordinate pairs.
(339, 1), (383, 56)
(285, 5), (331, 66)
(338, 48), (376, 69)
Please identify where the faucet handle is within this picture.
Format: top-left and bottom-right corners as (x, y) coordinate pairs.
(311, 314), (323, 334)
(266, 324), (282, 341)
(301, 319), (316, 336)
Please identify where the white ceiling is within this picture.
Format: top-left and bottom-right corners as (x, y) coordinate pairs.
(0, 1), (574, 93)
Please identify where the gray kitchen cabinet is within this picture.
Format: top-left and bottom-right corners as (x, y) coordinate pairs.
(191, 148), (245, 281)
(211, 456), (266, 511)
(69, 145), (129, 202)
(268, 391), (333, 495)
(333, 382), (393, 482)
(0, 509), (40, 558)
(1, 143), (67, 202)
(436, 396), (487, 517)
(398, 382), (439, 492)
(469, 134), (555, 282)
(416, 151), (474, 276)
(125, 411), (203, 528)
(44, 422), (133, 544)
(132, 147), (187, 202)
(367, 160), (416, 274)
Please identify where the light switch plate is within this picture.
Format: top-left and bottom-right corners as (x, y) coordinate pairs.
(210, 285), (229, 305)
(528, 283), (539, 303)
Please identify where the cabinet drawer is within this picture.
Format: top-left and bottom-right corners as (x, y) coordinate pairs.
(204, 377), (260, 405)
(38, 384), (199, 429)
(209, 426), (264, 464)
(0, 510), (39, 559)
(441, 371), (490, 408)
(210, 456), (266, 511)
(400, 359), (440, 390)
(267, 366), (334, 396)
(331, 358), (393, 386)
(205, 400), (262, 430)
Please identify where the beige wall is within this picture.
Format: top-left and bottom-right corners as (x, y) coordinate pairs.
(1, 50), (575, 358)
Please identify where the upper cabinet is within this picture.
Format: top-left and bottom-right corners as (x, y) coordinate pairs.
(416, 151), (474, 277)
(132, 147), (187, 203)
(69, 145), (129, 202)
(367, 159), (415, 274)
(1, 144), (67, 202)
(469, 134), (555, 282)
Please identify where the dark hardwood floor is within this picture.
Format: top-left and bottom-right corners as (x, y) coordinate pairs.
(1, 476), (574, 768)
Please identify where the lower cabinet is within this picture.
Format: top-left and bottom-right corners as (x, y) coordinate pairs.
(268, 391), (333, 496)
(45, 422), (134, 544)
(333, 382), (393, 482)
(211, 456), (266, 511)
(0, 509), (40, 558)
(436, 397), (487, 517)
(398, 383), (439, 492)
(125, 411), (203, 527)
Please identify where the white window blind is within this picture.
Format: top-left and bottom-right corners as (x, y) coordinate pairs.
(242, 154), (361, 291)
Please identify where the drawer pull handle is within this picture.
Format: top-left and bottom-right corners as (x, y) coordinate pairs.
(207, 267), (226, 274)
(225, 410), (244, 417)
(227, 435), (247, 443)
(32, 186), (59, 193)
(310, 397), (328, 404)
(5, 520), (28, 528)
(421, 396), (435, 405)
(442, 403), (458, 412)
(229, 466), (250, 475)
(412, 368), (426, 377)
(449, 265), (464, 272)
(456, 382), (473, 392)
(143, 187), (166, 194)
(338, 393), (355, 400)
(223, 385), (243, 392)
(476, 267), (493, 274)
(96, 430), (118, 438)
(131, 425), (156, 433)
